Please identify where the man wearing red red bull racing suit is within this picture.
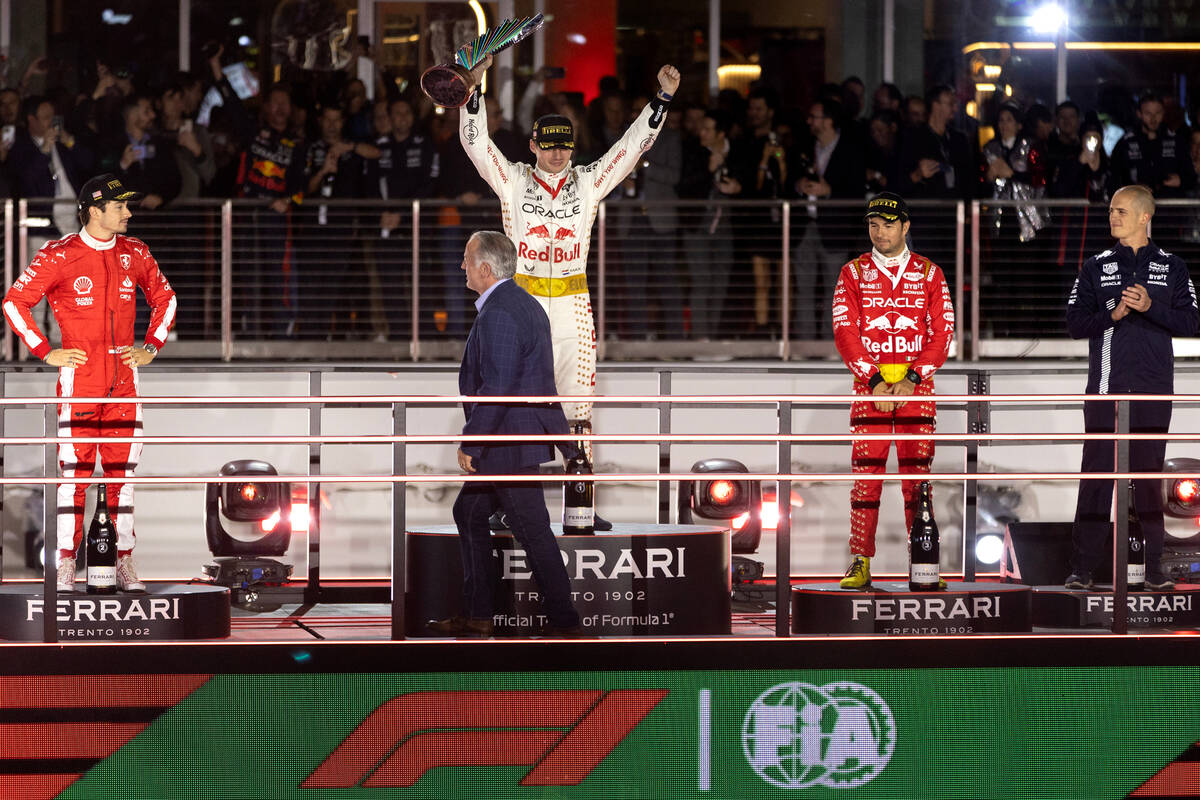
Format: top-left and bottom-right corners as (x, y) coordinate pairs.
(832, 193), (954, 588)
(3, 174), (177, 592)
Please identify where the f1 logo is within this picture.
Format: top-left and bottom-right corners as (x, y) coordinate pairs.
(302, 689), (667, 788)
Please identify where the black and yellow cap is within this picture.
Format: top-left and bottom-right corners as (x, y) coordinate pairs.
(78, 173), (144, 210)
(864, 192), (910, 222)
(531, 114), (575, 150)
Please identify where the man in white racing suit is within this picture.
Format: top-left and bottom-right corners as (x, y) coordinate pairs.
(459, 57), (680, 527)
(461, 58), (678, 422)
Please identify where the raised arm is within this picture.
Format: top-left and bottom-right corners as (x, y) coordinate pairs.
(582, 65), (679, 200)
(458, 55), (519, 198)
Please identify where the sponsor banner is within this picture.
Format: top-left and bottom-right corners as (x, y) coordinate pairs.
(406, 525), (731, 635)
(52, 666), (1200, 799)
(0, 584), (230, 641)
(791, 581), (1032, 635)
(1034, 586), (1200, 628)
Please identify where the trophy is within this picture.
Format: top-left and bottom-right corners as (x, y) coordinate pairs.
(420, 13), (545, 108)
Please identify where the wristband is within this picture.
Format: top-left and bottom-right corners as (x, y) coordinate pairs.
(657, 89), (673, 101)
(868, 372), (886, 390)
(905, 368), (921, 385)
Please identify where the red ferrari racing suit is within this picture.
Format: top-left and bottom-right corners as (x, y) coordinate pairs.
(831, 248), (954, 557)
(3, 228), (177, 559)
(459, 91), (668, 423)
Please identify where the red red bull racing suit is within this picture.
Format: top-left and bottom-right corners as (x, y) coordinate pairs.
(3, 228), (177, 559)
(831, 248), (954, 557)
(459, 91), (669, 423)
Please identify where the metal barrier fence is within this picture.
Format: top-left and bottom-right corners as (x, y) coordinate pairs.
(16, 195), (1193, 361)
(2, 362), (1189, 642)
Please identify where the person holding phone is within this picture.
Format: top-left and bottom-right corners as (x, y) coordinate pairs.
(99, 95), (182, 211)
(9, 95), (90, 347)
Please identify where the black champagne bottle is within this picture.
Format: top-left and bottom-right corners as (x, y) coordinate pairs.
(1126, 482), (1145, 592)
(86, 484), (117, 595)
(563, 422), (595, 535)
(908, 481), (941, 591)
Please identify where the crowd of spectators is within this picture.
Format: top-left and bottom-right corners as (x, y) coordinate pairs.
(0, 47), (1196, 342)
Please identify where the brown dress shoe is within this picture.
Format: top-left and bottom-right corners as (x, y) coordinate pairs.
(427, 616), (494, 637)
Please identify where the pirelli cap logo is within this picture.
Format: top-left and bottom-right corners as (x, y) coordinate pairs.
(864, 192), (910, 223)
(303, 689), (667, 788)
(540, 125), (571, 135)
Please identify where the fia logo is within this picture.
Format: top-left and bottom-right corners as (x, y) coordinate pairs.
(742, 681), (895, 789)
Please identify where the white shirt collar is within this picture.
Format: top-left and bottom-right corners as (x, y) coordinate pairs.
(871, 247), (910, 289)
(79, 227), (116, 251)
(474, 277), (510, 311)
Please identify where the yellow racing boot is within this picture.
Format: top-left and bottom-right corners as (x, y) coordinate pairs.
(840, 555), (871, 589)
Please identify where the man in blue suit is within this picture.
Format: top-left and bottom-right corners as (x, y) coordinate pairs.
(429, 231), (583, 637)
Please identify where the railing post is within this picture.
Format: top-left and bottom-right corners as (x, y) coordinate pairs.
(4, 199), (13, 361)
(17, 199), (27, 297)
(962, 371), (987, 581)
(411, 200), (420, 361)
(780, 201), (791, 361)
(220, 200), (232, 362)
(970, 200), (980, 361)
(776, 400), (792, 637)
(305, 371), (322, 604)
(43, 400), (57, 643)
(1112, 398), (1130, 635)
(954, 200), (965, 361)
(597, 201), (606, 360)
(391, 400), (407, 639)
(657, 370), (671, 524)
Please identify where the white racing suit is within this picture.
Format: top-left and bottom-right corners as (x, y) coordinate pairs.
(459, 91), (669, 424)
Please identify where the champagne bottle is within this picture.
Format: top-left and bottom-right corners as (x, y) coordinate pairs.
(86, 484), (117, 595)
(908, 481), (941, 591)
(1126, 482), (1145, 592)
(563, 422), (595, 535)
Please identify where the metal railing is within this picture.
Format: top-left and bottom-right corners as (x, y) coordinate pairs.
(2, 362), (1188, 642)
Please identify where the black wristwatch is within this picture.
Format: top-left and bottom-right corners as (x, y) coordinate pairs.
(905, 368), (921, 385)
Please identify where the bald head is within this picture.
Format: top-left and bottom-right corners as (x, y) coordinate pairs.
(1114, 184), (1156, 219)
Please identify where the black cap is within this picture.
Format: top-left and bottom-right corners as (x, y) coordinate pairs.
(531, 114), (574, 150)
(864, 192), (910, 222)
(77, 173), (143, 211)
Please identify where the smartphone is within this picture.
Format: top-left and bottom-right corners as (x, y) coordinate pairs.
(1084, 133), (1100, 153)
(1, 125), (13, 147)
(544, 66), (566, 79)
(51, 115), (63, 131)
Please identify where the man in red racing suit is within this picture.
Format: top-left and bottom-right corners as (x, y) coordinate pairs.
(832, 193), (954, 588)
(3, 174), (177, 592)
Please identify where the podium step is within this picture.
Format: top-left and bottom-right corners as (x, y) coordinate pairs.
(1032, 585), (1200, 628)
(791, 581), (1032, 635)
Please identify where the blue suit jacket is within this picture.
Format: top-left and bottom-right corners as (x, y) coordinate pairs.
(460, 279), (573, 474)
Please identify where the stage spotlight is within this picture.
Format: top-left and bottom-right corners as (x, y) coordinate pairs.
(1030, 3), (1067, 34)
(1163, 458), (1200, 523)
(202, 460), (294, 588)
(679, 459), (764, 584)
(975, 533), (1005, 566)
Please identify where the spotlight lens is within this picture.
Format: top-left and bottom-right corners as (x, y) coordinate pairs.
(1175, 478), (1200, 505)
(709, 480), (737, 505)
(241, 484), (259, 502)
(976, 534), (1005, 565)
